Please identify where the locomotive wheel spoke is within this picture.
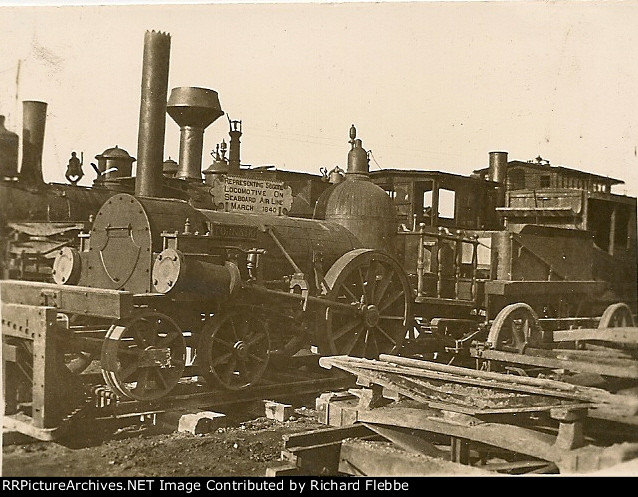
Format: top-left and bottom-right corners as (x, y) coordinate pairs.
(374, 269), (394, 305)
(246, 334), (266, 348)
(212, 337), (235, 349)
(342, 328), (364, 355)
(340, 283), (360, 303)
(132, 329), (149, 348)
(135, 369), (151, 392)
(357, 268), (367, 298)
(152, 368), (170, 390)
(322, 250), (413, 359)
(379, 289), (405, 313)
(230, 317), (242, 340)
(372, 261), (384, 298)
(374, 324), (399, 345)
(248, 353), (266, 363)
(101, 311), (186, 401)
(333, 319), (361, 341)
(198, 307), (271, 391)
(365, 329), (380, 358)
(156, 330), (181, 348)
(210, 351), (233, 367)
(118, 362), (139, 380)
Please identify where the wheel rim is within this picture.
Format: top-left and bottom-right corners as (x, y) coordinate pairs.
(322, 249), (412, 358)
(488, 303), (543, 352)
(101, 311), (186, 401)
(599, 303), (636, 328)
(198, 309), (270, 390)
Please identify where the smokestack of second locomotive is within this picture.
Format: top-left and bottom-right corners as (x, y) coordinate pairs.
(488, 151), (508, 184)
(488, 151), (508, 210)
(19, 101), (47, 184)
(135, 30), (171, 197)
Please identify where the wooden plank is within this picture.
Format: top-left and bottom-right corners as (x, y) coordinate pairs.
(3, 415), (60, 442)
(0, 280), (134, 320)
(360, 422), (446, 458)
(479, 460), (557, 474)
(355, 405), (560, 462)
(343, 363), (592, 416)
(541, 348), (634, 360)
(477, 348), (638, 379)
(484, 280), (605, 297)
(338, 439), (492, 476)
(283, 424), (373, 451)
(376, 354), (629, 400)
(553, 327), (638, 345)
(324, 355), (638, 414)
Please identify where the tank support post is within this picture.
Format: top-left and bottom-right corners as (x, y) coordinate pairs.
(2, 304), (66, 440)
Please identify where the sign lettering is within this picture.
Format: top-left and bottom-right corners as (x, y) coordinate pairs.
(208, 175), (293, 215)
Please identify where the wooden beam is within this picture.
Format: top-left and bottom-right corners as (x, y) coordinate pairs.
(552, 327), (638, 345)
(0, 280), (134, 320)
(283, 424), (373, 452)
(355, 405), (560, 461)
(323, 355), (638, 414)
(360, 422), (446, 458)
(477, 348), (638, 379)
(338, 439), (492, 476)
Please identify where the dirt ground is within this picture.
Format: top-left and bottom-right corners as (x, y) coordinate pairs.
(2, 401), (324, 477)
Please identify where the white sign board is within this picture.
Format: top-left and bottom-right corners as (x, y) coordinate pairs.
(208, 175), (293, 216)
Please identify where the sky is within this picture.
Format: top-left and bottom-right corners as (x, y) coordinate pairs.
(1, 1), (638, 197)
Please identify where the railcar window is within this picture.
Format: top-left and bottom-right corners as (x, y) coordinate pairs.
(438, 188), (456, 220)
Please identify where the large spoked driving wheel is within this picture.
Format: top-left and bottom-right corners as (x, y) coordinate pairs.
(599, 303), (635, 329)
(320, 249), (413, 358)
(487, 303), (544, 353)
(101, 311), (186, 401)
(198, 308), (270, 390)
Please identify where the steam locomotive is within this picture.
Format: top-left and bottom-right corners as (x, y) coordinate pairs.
(2, 30), (636, 438)
(0, 94), (330, 282)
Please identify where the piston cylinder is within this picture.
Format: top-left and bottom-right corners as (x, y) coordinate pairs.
(152, 248), (240, 297)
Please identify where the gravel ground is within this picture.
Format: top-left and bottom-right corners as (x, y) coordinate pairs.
(2, 403), (324, 477)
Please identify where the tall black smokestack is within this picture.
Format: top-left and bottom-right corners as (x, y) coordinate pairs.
(20, 100), (47, 184)
(135, 30), (171, 197)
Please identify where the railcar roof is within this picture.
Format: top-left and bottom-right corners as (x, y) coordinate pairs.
(473, 161), (624, 185)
